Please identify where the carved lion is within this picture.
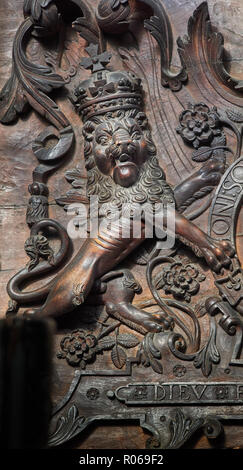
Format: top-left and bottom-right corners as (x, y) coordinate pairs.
(8, 107), (234, 332)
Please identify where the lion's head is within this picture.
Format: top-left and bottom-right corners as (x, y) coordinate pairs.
(82, 109), (175, 207)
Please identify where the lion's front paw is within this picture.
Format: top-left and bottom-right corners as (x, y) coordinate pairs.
(151, 312), (174, 332)
(201, 238), (235, 273)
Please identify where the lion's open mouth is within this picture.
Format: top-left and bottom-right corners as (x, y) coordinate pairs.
(118, 153), (134, 163)
(113, 161), (139, 188)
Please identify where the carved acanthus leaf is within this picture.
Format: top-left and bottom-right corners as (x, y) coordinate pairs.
(137, 0), (187, 91)
(0, 18), (67, 128)
(193, 318), (220, 377)
(55, 167), (88, 209)
(23, 0), (61, 37)
(226, 109), (243, 123)
(177, 2), (243, 108)
(24, 0), (54, 23)
(168, 409), (204, 449)
(48, 405), (86, 447)
(72, 1), (105, 52)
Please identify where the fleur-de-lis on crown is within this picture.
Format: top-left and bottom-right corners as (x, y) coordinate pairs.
(89, 80), (116, 97)
(80, 44), (112, 73)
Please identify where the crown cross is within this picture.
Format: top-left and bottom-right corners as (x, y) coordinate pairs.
(80, 44), (112, 73)
(74, 44), (143, 122)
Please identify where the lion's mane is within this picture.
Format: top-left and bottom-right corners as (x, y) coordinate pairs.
(82, 108), (175, 208)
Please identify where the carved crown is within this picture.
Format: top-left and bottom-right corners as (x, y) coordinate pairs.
(72, 44), (143, 122)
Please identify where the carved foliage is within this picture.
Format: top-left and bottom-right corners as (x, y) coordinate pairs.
(48, 405), (86, 447)
(137, 0), (187, 91)
(0, 18), (67, 128)
(177, 2), (243, 107)
(137, 332), (163, 374)
(57, 323), (140, 370)
(167, 409), (204, 449)
(23, 0), (61, 37)
(73, 0), (104, 51)
(193, 318), (220, 377)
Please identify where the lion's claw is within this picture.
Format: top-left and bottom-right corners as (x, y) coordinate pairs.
(202, 238), (235, 273)
(152, 312), (174, 331)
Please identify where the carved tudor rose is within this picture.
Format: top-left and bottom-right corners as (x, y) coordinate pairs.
(1, 0), (243, 450)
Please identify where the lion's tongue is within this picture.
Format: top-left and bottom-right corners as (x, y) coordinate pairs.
(113, 162), (139, 188)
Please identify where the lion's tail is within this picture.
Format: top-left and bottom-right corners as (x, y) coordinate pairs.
(7, 219), (70, 307)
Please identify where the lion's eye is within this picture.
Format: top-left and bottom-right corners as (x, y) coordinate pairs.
(98, 135), (109, 145)
(131, 131), (141, 140)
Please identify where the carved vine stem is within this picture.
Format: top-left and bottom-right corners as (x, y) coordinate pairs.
(0, 0), (106, 226)
(0, 12), (73, 224)
(146, 255), (201, 354)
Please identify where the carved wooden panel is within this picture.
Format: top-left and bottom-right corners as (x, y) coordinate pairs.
(0, 0), (243, 449)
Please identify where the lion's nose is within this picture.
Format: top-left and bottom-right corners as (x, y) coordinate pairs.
(115, 139), (132, 149)
(113, 142), (130, 161)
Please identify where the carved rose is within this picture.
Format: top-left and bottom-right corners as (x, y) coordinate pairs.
(57, 324), (141, 370)
(86, 388), (100, 400)
(173, 364), (187, 378)
(132, 386), (148, 400)
(176, 103), (220, 149)
(155, 261), (206, 303)
(214, 386), (229, 400)
(57, 330), (97, 368)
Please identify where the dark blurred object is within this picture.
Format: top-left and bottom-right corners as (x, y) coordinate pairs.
(0, 317), (53, 448)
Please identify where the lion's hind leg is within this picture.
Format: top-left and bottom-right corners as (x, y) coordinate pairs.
(106, 301), (174, 334)
(100, 269), (174, 334)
